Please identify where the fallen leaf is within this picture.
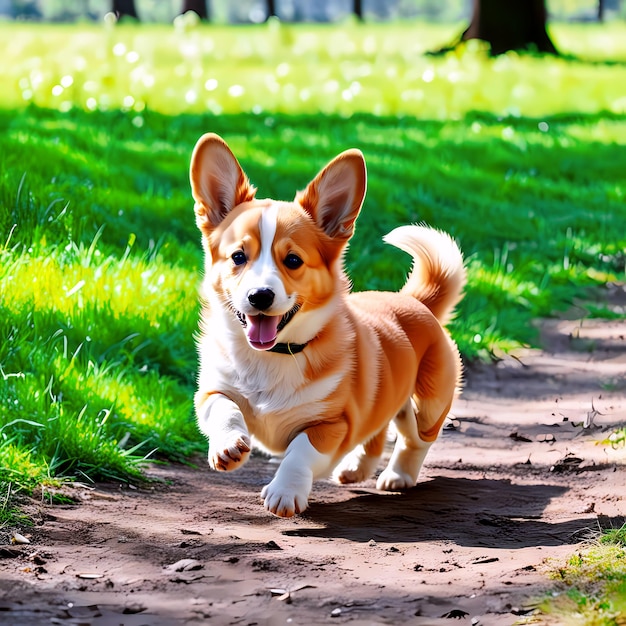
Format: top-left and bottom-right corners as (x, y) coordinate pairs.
(268, 583), (316, 599)
(511, 606), (537, 616)
(269, 588), (287, 596)
(66, 605), (102, 619)
(165, 558), (203, 572)
(471, 557), (499, 565)
(169, 573), (205, 584)
(11, 532), (30, 545)
(441, 609), (469, 619)
(509, 432), (532, 442)
(550, 454), (583, 473)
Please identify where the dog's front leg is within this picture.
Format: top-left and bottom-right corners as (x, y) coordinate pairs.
(196, 393), (251, 471)
(261, 430), (336, 518)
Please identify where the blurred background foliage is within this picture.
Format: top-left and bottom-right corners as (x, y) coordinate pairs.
(2, 0), (626, 23)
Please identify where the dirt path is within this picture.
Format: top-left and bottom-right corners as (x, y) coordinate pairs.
(1, 318), (625, 626)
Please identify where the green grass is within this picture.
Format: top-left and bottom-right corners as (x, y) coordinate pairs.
(3, 19), (626, 118)
(0, 21), (625, 525)
(538, 525), (626, 625)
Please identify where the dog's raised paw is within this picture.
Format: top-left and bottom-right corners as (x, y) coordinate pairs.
(261, 482), (308, 518)
(335, 468), (363, 484)
(334, 466), (370, 484)
(208, 434), (251, 471)
(333, 446), (378, 485)
(376, 469), (416, 491)
(333, 452), (378, 484)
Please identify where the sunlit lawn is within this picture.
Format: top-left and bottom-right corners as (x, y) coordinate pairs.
(1, 20), (625, 518)
(4, 19), (626, 118)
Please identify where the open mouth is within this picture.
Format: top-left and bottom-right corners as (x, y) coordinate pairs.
(235, 304), (300, 350)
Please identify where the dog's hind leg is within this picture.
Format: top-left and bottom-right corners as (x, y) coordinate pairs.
(333, 428), (387, 484)
(376, 397), (430, 491)
(377, 340), (459, 491)
(376, 359), (456, 491)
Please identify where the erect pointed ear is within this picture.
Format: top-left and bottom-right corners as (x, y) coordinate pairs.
(189, 133), (257, 233)
(296, 149), (367, 242)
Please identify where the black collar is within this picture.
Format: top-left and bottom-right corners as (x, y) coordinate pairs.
(269, 342), (308, 355)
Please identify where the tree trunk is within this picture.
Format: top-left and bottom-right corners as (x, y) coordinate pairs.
(266, 0), (277, 20)
(182, 0), (209, 20)
(111, 0), (139, 20)
(462, 0), (558, 55)
(354, 0), (363, 21)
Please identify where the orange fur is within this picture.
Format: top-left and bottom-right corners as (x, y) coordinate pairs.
(190, 133), (466, 517)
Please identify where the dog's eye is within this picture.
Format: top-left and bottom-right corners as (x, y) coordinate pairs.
(284, 253), (303, 270)
(231, 251), (247, 266)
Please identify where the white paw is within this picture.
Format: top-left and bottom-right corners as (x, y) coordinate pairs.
(335, 467), (368, 484)
(376, 469), (416, 491)
(261, 478), (309, 518)
(208, 433), (251, 471)
(333, 446), (379, 484)
(333, 459), (373, 484)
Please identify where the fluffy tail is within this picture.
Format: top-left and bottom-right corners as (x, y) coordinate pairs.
(383, 225), (466, 326)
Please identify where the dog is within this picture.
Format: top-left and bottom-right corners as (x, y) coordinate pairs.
(190, 133), (466, 518)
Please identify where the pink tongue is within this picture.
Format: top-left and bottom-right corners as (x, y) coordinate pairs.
(246, 315), (280, 347)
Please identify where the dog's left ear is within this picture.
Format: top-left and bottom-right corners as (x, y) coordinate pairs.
(296, 149), (367, 243)
(190, 133), (257, 234)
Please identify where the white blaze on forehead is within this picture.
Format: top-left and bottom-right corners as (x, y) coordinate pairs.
(258, 203), (279, 271)
(233, 201), (293, 317)
(240, 202), (282, 291)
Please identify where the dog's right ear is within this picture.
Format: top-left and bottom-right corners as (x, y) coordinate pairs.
(190, 133), (256, 234)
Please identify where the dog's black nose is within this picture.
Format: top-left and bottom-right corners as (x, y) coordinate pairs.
(247, 288), (275, 311)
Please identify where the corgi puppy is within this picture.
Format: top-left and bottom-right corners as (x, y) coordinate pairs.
(190, 133), (466, 518)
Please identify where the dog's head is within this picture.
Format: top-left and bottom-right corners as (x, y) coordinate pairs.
(190, 133), (367, 352)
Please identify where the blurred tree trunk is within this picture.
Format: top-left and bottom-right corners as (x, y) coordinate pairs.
(354, 0), (363, 20)
(598, 0), (605, 21)
(266, 0), (277, 20)
(461, 0), (558, 55)
(182, 0), (209, 20)
(112, 0), (139, 20)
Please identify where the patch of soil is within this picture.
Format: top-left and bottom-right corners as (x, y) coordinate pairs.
(1, 318), (625, 625)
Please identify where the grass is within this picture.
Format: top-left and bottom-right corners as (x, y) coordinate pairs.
(538, 525), (626, 625)
(3, 19), (626, 118)
(604, 429), (626, 448)
(0, 21), (625, 532)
